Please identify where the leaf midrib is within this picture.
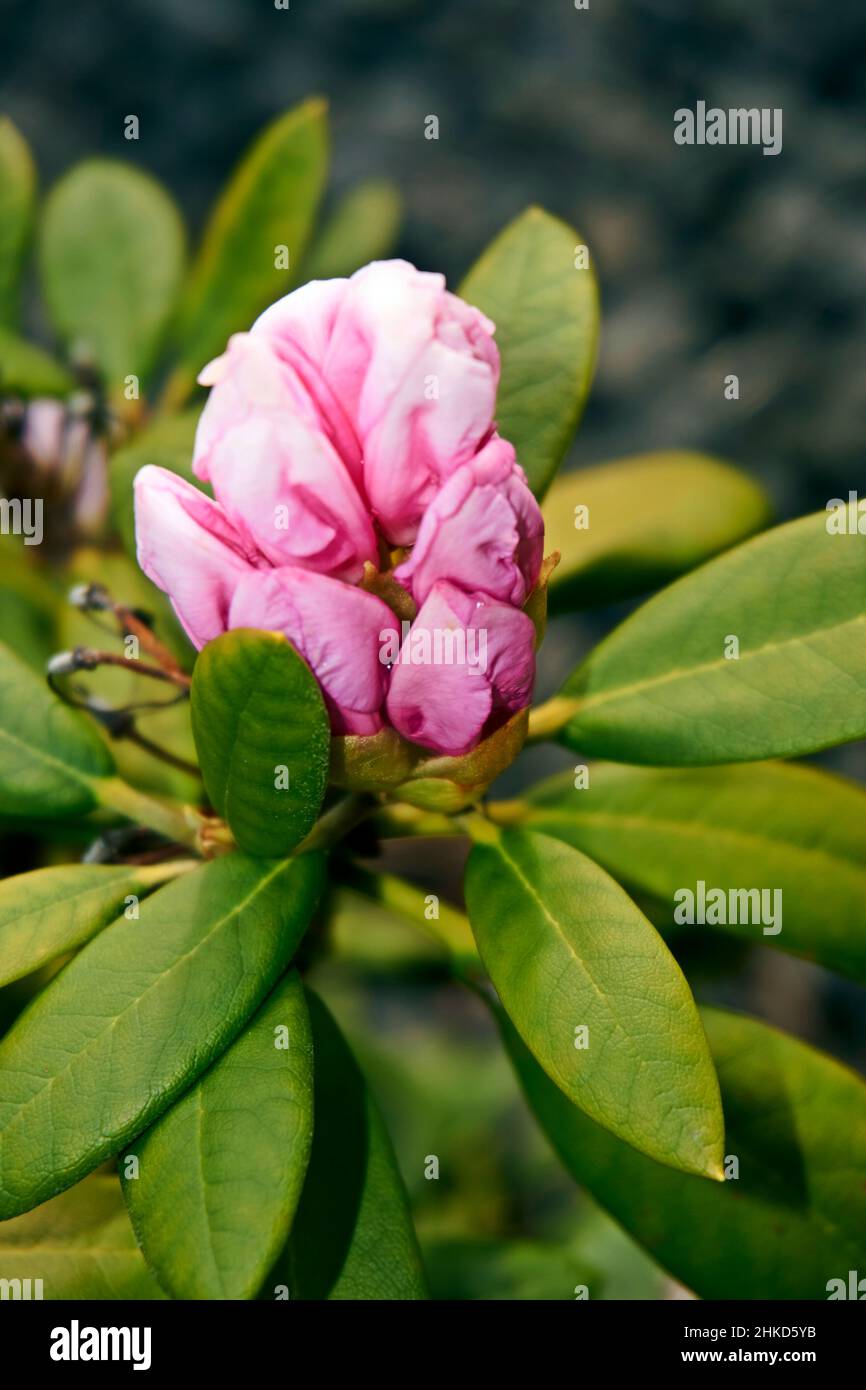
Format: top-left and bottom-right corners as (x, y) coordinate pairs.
(526, 807), (866, 882)
(482, 837), (689, 1086)
(573, 610), (866, 714)
(0, 720), (105, 792)
(0, 870), (134, 936)
(0, 858), (290, 1158)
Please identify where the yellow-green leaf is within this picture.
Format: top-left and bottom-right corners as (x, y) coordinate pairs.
(560, 511), (866, 764)
(543, 452), (770, 612)
(464, 824), (724, 1177)
(518, 760), (866, 986)
(0, 862), (172, 988)
(0, 639), (114, 818)
(0, 1175), (165, 1300)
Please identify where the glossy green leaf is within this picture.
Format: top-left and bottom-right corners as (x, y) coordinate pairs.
(0, 1175), (165, 1300)
(191, 629), (330, 857)
(0, 639), (114, 818)
(0, 862), (172, 988)
(459, 206), (599, 499)
(519, 760), (866, 986)
(171, 99), (328, 396)
(302, 179), (402, 281)
(560, 511), (866, 764)
(110, 408), (202, 557)
(0, 117), (36, 326)
(543, 452), (770, 613)
(0, 326), (74, 397)
(274, 989), (427, 1300)
(423, 1237), (599, 1301)
(464, 825), (724, 1177)
(0, 851), (323, 1218)
(507, 1006), (866, 1300)
(39, 159), (185, 394)
(123, 972), (314, 1301)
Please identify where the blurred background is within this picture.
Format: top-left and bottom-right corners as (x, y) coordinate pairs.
(2, 0), (865, 1296)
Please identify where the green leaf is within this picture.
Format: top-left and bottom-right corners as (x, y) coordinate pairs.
(0, 546), (59, 670)
(191, 629), (330, 857)
(519, 761), (866, 986)
(274, 989), (427, 1300)
(560, 511), (866, 764)
(543, 452), (770, 613)
(171, 99), (328, 397)
(0, 862), (171, 988)
(464, 825), (724, 1177)
(109, 408), (203, 557)
(325, 886), (451, 973)
(0, 851), (323, 1219)
(459, 206), (599, 499)
(506, 1006), (866, 1300)
(39, 159), (185, 395)
(0, 638), (114, 819)
(0, 1175), (165, 1300)
(123, 972), (314, 1300)
(302, 179), (403, 282)
(0, 325), (74, 398)
(0, 117), (36, 326)
(423, 1237), (599, 1301)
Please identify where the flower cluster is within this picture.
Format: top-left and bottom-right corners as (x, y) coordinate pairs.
(134, 260), (544, 755)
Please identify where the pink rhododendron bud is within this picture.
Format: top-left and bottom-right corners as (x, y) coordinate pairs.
(134, 467), (390, 732)
(229, 568), (391, 734)
(134, 466), (258, 649)
(134, 260), (544, 761)
(194, 332), (377, 582)
(243, 260), (500, 545)
(385, 581), (536, 756)
(21, 398), (66, 470)
(394, 435), (544, 606)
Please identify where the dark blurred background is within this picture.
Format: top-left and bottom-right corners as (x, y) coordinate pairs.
(3, 0), (865, 1292)
(4, 0), (865, 515)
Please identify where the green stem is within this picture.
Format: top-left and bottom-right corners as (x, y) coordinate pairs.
(349, 866), (483, 979)
(135, 858), (200, 887)
(526, 694), (580, 743)
(456, 807), (500, 845)
(372, 802), (461, 839)
(95, 776), (200, 851)
(485, 798), (533, 827)
(297, 793), (373, 854)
